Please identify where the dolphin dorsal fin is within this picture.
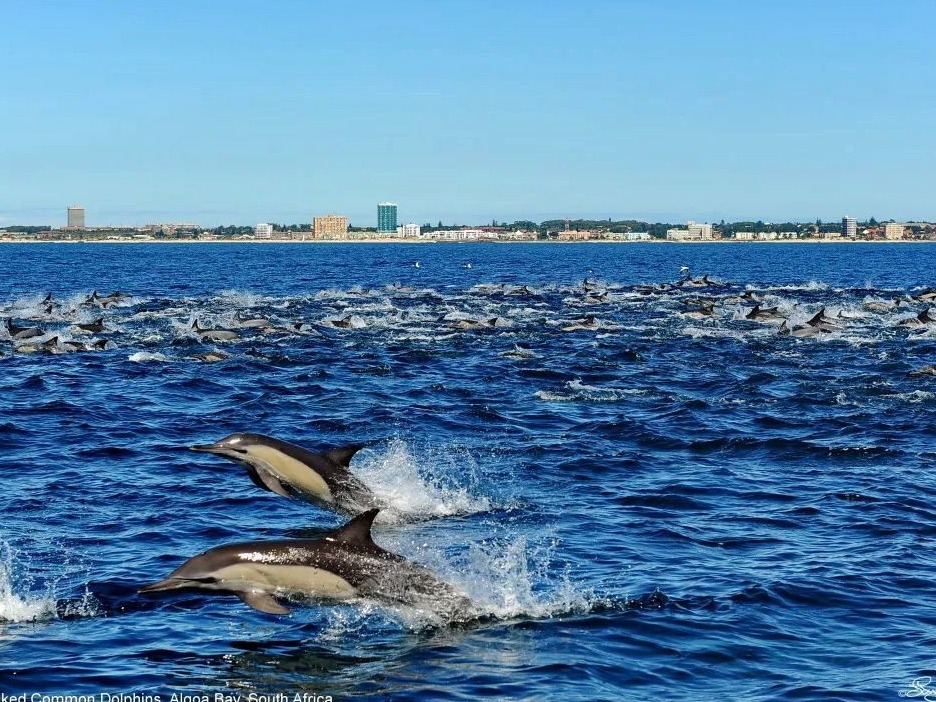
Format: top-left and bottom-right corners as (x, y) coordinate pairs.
(332, 509), (379, 545)
(324, 445), (364, 468)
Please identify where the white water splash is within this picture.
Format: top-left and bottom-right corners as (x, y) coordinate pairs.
(0, 544), (56, 624)
(764, 280), (830, 292)
(886, 390), (936, 404)
(354, 439), (494, 523)
(216, 289), (266, 308)
(455, 536), (591, 620)
(535, 379), (645, 403)
(128, 351), (169, 363)
(379, 532), (602, 629)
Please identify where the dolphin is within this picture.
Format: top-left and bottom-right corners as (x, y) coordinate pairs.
(448, 317), (508, 330)
(138, 509), (470, 617)
(582, 291), (609, 305)
(745, 304), (787, 323)
(72, 317), (105, 334)
(561, 314), (600, 331)
(778, 320), (824, 338)
(233, 315), (272, 329)
(190, 433), (379, 515)
(681, 304), (715, 320)
(897, 308), (936, 328)
(805, 308), (842, 332)
(6, 318), (45, 340)
(191, 319), (240, 341)
(14, 336), (60, 354)
(85, 291), (125, 308)
(329, 315), (367, 329)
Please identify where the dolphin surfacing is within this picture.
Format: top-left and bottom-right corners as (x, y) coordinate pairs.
(139, 509), (470, 617)
(190, 432), (379, 515)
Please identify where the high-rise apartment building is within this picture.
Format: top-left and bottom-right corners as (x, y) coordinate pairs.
(377, 202), (398, 234)
(254, 223), (274, 239)
(842, 216), (857, 238)
(67, 205), (85, 229)
(313, 214), (349, 239)
(884, 222), (905, 240)
(687, 220), (714, 240)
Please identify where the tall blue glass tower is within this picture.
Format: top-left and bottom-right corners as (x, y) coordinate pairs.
(377, 202), (398, 234)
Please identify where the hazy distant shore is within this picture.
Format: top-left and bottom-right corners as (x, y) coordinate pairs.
(0, 237), (930, 245)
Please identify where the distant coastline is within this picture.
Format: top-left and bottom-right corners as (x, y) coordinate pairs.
(0, 237), (932, 245)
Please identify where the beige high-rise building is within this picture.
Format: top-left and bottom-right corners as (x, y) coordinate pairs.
(884, 222), (905, 240)
(67, 205), (85, 229)
(313, 215), (349, 239)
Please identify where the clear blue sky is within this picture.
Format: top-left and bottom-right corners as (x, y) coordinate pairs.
(2, 0), (934, 227)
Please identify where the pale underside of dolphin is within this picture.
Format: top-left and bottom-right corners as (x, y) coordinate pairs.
(190, 432), (380, 515)
(139, 509), (470, 617)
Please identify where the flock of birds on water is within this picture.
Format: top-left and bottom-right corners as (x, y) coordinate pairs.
(1, 268), (935, 376)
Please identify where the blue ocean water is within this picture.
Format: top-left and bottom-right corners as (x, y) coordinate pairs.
(1, 241), (935, 701)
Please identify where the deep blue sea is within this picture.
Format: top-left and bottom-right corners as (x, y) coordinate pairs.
(2, 242), (936, 701)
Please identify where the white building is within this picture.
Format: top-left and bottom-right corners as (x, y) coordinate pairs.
(667, 221), (713, 241)
(842, 216), (857, 238)
(435, 229), (485, 241)
(254, 223), (274, 239)
(397, 223), (421, 238)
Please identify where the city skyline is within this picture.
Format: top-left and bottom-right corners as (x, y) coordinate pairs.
(3, 1), (935, 227)
(16, 204), (925, 233)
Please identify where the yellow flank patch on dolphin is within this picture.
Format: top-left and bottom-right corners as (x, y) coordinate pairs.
(246, 444), (334, 502)
(214, 563), (358, 600)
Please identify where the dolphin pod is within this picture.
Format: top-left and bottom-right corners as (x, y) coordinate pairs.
(5, 273), (936, 361)
(142, 434), (468, 617)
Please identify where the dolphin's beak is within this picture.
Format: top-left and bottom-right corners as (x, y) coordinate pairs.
(190, 443), (221, 453)
(139, 578), (188, 594)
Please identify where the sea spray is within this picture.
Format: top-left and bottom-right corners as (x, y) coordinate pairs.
(0, 543), (56, 624)
(354, 438), (495, 522)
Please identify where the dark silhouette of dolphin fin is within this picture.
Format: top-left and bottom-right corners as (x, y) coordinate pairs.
(324, 445), (366, 468)
(247, 466), (294, 500)
(806, 310), (825, 326)
(332, 509), (379, 546)
(237, 591), (290, 615)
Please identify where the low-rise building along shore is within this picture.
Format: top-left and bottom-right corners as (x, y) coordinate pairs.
(2, 221), (935, 243)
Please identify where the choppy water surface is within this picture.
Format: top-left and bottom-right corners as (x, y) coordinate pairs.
(1, 242), (936, 701)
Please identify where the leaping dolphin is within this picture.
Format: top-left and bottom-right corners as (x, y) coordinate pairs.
(190, 433), (379, 515)
(139, 509), (470, 617)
